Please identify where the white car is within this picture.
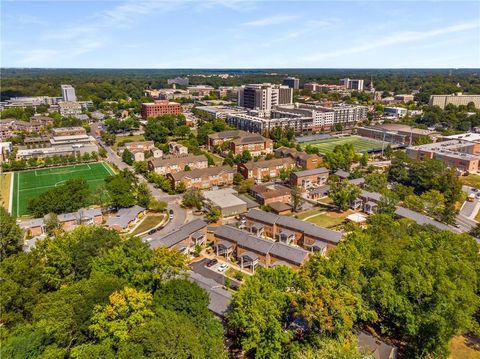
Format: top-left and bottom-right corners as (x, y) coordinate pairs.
(217, 263), (229, 272)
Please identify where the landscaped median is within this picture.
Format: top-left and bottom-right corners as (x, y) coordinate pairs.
(129, 213), (168, 236)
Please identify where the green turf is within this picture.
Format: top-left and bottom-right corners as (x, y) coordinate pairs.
(12, 162), (114, 217)
(300, 136), (385, 154)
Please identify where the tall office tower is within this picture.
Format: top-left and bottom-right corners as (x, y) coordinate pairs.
(61, 85), (77, 102)
(282, 77), (300, 89)
(339, 78), (364, 91)
(238, 83), (293, 110)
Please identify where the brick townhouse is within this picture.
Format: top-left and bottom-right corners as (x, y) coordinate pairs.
(167, 165), (236, 189)
(237, 158), (295, 182)
(275, 146), (321, 170)
(249, 184), (291, 205)
(148, 154), (208, 175)
(231, 134), (273, 157)
(290, 167), (329, 189)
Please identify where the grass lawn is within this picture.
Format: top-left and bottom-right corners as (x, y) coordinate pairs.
(12, 162), (114, 217)
(113, 134), (145, 150)
(449, 336), (480, 359)
(209, 153), (224, 165)
(0, 172), (12, 210)
(295, 208), (350, 228)
(130, 214), (166, 235)
(460, 174), (480, 189)
(300, 135), (385, 154)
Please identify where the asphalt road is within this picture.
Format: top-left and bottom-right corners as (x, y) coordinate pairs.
(92, 123), (191, 244)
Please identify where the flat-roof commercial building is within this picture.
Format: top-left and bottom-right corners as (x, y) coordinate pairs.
(357, 124), (437, 145)
(141, 100), (182, 119)
(195, 105), (245, 119)
(58, 101), (82, 116)
(204, 188), (248, 217)
(429, 93), (480, 109)
(384, 106), (408, 118)
(52, 126), (86, 137)
(16, 144), (99, 159)
(406, 139), (480, 173)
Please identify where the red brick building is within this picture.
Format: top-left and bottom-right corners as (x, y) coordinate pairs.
(141, 100), (182, 119)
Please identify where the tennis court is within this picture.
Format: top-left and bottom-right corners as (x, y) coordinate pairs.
(300, 135), (386, 154)
(12, 162), (114, 216)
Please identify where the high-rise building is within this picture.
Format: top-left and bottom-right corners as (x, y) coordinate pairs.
(339, 78), (364, 91)
(61, 85), (77, 102)
(238, 84), (293, 111)
(282, 77), (300, 89)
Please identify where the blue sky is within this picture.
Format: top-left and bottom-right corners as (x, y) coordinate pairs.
(2, 1), (479, 68)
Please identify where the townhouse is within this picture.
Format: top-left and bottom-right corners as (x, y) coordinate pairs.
(290, 167), (329, 189)
(351, 190), (383, 214)
(244, 209), (343, 254)
(124, 141), (162, 161)
(206, 130), (249, 150)
(249, 184), (291, 206)
(106, 205), (146, 232)
(212, 225), (310, 271)
(275, 146), (322, 170)
(156, 219), (208, 254)
(167, 165), (236, 190)
(19, 208), (103, 236)
(237, 158), (296, 182)
(169, 142), (188, 156)
(148, 154), (208, 175)
(231, 133), (273, 157)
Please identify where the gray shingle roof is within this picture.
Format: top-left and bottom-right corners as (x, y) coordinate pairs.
(106, 205), (145, 229)
(292, 167), (329, 177)
(246, 209), (343, 243)
(269, 242), (309, 266)
(334, 169), (350, 179)
(348, 177), (365, 186)
(157, 219), (207, 248)
(361, 190), (383, 202)
(394, 207), (460, 233)
(188, 271), (232, 317)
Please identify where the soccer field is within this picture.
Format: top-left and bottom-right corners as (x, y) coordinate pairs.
(300, 136), (385, 154)
(12, 162), (115, 217)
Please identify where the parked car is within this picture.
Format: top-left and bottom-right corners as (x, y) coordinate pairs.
(206, 259), (218, 268)
(217, 263), (229, 272)
(148, 228), (157, 235)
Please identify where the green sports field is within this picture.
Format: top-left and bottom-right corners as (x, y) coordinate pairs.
(300, 135), (385, 154)
(12, 162), (115, 217)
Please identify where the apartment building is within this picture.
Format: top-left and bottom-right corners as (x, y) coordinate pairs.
(148, 154), (208, 175)
(52, 126), (86, 137)
(394, 94), (415, 103)
(169, 142), (188, 156)
(195, 106), (244, 120)
(231, 133), (273, 156)
(249, 184), (291, 205)
(238, 83), (293, 111)
(339, 78), (364, 91)
(290, 167), (329, 189)
(384, 106), (408, 118)
(282, 77), (300, 89)
(61, 85), (77, 102)
(212, 225), (310, 270)
(245, 209), (343, 254)
(167, 165), (236, 189)
(141, 100), (182, 119)
(429, 93), (480, 109)
(406, 139), (480, 173)
(238, 158), (296, 182)
(274, 146), (322, 169)
(187, 85), (215, 97)
(58, 101), (83, 116)
(124, 141), (162, 161)
(156, 219), (207, 254)
(304, 83), (345, 92)
(206, 130), (248, 150)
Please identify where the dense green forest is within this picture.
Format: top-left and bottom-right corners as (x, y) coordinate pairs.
(2, 68), (479, 103)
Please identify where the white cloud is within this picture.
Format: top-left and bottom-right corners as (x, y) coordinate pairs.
(305, 19), (480, 62)
(242, 14), (297, 27)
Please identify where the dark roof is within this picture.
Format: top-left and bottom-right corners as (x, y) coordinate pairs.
(149, 154), (207, 168)
(334, 169), (350, 179)
(269, 202), (292, 213)
(361, 190), (383, 202)
(358, 332), (397, 359)
(394, 207), (460, 233)
(309, 185), (330, 195)
(269, 242), (309, 266)
(209, 130), (243, 139)
(157, 219), (207, 248)
(242, 158), (294, 170)
(246, 209), (343, 243)
(348, 177), (365, 186)
(236, 194), (260, 209)
(239, 251), (258, 261)
(170, 165), (235, 181)
(213, 225), (310, 264)
(188, 271), (232, 317)
(292, 167), (329, 178)
(233, 134), (267, 145)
